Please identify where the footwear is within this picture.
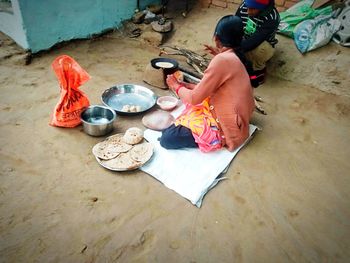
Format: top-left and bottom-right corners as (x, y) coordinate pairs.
(255, 68), (266, 85)
(249, 67), (266, 88)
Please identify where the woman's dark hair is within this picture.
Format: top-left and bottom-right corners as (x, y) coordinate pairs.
(214, 15), (255, 83)
(214, 15), (244, 48)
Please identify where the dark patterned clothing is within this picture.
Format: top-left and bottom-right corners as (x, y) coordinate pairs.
(235, 1), (280, 52)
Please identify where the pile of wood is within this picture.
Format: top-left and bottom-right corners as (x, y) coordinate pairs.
(159, 45), (210, 78)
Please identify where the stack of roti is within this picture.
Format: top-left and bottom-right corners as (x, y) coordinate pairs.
(92, 127), (154, 171)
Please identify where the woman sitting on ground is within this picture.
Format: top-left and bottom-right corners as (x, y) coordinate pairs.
(160, 15), (255, 152)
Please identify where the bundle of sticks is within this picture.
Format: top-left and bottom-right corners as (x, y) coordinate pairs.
(159, 45), (267, 115)
(159, 45), (209, 78)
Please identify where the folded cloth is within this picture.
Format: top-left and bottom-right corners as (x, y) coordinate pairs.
(140, 124), (258, 207)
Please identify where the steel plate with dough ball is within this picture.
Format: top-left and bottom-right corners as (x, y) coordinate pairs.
(101, 84), (157, 115)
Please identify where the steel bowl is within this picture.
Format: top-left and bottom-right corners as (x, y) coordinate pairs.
(80, 105), (116, 136)
(101, 84), (157, 115)
(157, 96), (179, 111)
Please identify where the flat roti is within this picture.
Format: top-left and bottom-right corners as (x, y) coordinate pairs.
(129, 142), (154, 164)
(100, 152), (141, 171)
(106, 134), (133, 152)
(92, 141), (121, 160)
(155, 61), (174, 68)
(123, 127), (144, 145)
(142, 110), (175, 131)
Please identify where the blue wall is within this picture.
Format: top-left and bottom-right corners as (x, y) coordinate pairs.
(18, 0), (159, 53)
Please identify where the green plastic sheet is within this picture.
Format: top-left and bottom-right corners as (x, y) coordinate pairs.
(278, 0), (333, 38)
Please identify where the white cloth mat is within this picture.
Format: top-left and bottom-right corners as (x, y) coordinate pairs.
(140, 124), (258, 207)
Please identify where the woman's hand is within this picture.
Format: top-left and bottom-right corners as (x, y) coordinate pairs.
(204, 44), (219, 56)
(166, 74), (182, 92)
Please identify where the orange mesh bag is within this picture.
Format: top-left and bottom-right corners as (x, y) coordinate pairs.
(50, 55), (91, 127)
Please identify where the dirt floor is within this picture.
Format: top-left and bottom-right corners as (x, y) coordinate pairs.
(1, 2), (350, 263)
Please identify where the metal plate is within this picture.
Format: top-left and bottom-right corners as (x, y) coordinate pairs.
(94, 153), (153, 172)
(101, 84), (157, 115)
(93, 134), (154, 172)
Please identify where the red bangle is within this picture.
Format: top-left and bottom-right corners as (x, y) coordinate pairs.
(175, 85), (184, 96)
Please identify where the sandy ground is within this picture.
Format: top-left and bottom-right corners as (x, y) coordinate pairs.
(1, 2), (350, 263)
